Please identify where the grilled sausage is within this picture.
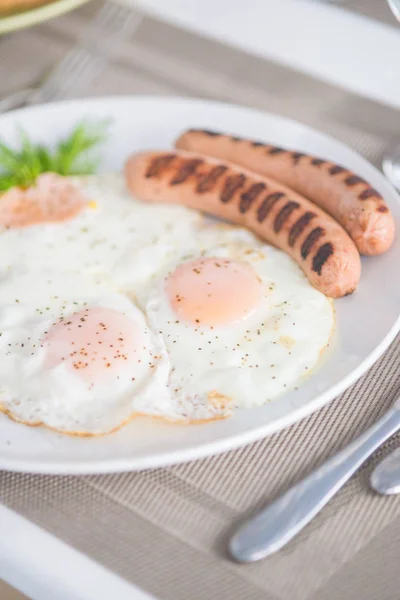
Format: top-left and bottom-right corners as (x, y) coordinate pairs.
(125, 150), (361, 298)
(176, 129), (395, 256)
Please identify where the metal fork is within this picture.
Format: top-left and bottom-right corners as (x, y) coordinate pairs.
(0, 1), (143, 112)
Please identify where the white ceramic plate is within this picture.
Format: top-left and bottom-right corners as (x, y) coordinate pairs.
(0, 96), (399, 474)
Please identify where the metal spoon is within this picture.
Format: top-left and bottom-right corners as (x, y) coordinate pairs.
(383, 143), (400, 192)
(370, 446), (400, 495)
(388, 0), (400, 21)
(229, 395), (400, 563)
(382, 0), (400, 191)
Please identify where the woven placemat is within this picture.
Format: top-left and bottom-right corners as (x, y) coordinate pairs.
(1, 3), (400, 599)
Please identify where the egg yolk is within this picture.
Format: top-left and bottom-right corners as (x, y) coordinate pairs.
(165, 257), (262, 326)
(43, 307), (145, 383)
(0, 173), (86, 229)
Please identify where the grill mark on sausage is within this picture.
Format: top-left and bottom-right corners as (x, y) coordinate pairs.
(196, 165), (228, 193)
(377, 205), (389, 213)
(231, 136), (241, 142)
(194, 129), (220, 137)
(311, 158), (326, 166)
(170, 159), (203, 185)
(312, 243), (334, 275)
(268, 147), (285, 155)
(288, 211), (317, 247)
(301, 227), (325, 259)
(329, 165), (347, 175)
(251, 141), (265, 147)
(274, 201), (300, 233)
(359, 188), (382, 200)
(345, 175), (365, 187)
(239, 182), (267, 213)
(220, 173), (247, 203)
(257, 192), (285, 223)
(291, 152), (305, 165)
(145, 154), (176, 178)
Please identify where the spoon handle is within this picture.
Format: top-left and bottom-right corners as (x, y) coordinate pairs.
(230, 403), (400, 563)
(371, 446), (400, 495)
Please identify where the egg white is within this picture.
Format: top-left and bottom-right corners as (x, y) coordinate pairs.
(140, 227), (334, 417)
(0, 271), (172, 434)
(0, 174), (202, 287)
(0, 174), (335, 432)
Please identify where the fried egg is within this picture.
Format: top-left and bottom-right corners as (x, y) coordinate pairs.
(141, 227), (334, 420)
(0, 173), (86, 228)
(0, 174), (201, 283)
(0, 271), (171, 434)
(0, 174), (334, 433)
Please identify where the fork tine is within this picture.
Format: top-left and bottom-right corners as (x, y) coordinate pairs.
(39, 5), (138, 93)
(43, 4), (128, 82)
(64, 13), (142, 94)
(29, 2), (142, 104)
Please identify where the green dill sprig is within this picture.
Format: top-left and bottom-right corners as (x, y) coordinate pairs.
(0, 120), (110, 192)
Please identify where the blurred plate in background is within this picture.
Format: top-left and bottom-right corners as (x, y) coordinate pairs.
(0, 0), (90, 34)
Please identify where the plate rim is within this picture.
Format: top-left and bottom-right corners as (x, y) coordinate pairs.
(0, 0), (90, 35)
(0, 94), (399, 474)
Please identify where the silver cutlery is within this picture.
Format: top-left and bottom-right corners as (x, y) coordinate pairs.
(388, 0), (400, 21)
(383, 143), (400, 192)
(230, 395), (400, 562)
(382, 0), (400, 189)
(0, 1), (143, 113)
(370, 446), (400, 495)
(230, 4), (400, 560)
